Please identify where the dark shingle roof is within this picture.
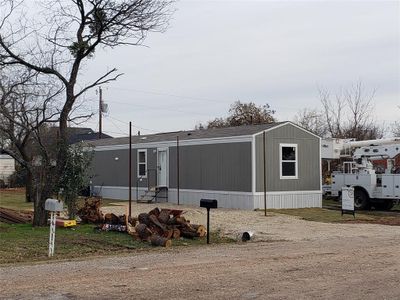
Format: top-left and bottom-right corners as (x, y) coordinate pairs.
(87, 122), (287, 147)
(47, 127), (113, 144)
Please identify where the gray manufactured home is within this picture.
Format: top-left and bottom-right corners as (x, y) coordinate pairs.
(88, 122), (322, 209)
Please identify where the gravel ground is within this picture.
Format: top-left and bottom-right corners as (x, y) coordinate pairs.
(1, 203), (399, 299)
(1, 236), (399, 299)
(103, 202), (400, 242)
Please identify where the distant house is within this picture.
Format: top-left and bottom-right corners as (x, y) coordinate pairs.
(88, 122), (322, 210)
(0, 154), (15, 185)
(46, 127), (113, 145)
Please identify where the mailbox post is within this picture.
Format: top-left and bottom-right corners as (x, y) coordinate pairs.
(200, 199), (217, 244)
(45, 199), (64, 257)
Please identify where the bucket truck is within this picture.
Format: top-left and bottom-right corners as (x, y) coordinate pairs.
(322, 137), (400, 210)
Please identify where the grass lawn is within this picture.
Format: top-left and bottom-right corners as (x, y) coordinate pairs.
(267, 201), (400, 225)
(0, 223), (231, 265)
(0, 188), (127, 211)
(0, 189), (233, 265)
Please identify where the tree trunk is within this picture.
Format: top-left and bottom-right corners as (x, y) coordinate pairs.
(32, 169), (55, 226)
(25, 170), (33, 203)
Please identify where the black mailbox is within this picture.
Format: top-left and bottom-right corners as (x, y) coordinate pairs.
(200, 199), (218, 209)
(200, 199), (217, 244)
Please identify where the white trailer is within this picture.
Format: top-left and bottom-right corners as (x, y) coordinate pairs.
(323, 138), (400, 210)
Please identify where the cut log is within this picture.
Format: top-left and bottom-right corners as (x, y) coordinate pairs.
(167, 217), (177, 225)
(104, 213), (120, 225)
(172, 228), (181, 239)
(126, 222), (136, 236)
(148, 207), (160, 217)
(180, 230), (199, 239)
(135, 223), (153, 241)
(158, 209), (171, 224)
(149, 214), (166, 231)
(138, 213), (150, 226)
(150, 235), (172, 247)
(175, 216), (187, 225)
(162, 228), (174, 239)
(149, 225), (164, 236)
(191, 224), (207, 237)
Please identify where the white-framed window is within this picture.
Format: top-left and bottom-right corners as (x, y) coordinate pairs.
(279, 143), (298, 179)
(137, 149), (147, 178)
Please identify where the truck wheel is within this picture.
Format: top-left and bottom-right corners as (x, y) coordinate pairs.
(374, 200), (394, 211)
(354, 189), (370, 210)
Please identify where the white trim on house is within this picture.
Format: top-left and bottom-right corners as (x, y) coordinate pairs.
(157, 147), (169, 187)
(252, 121), (321, 140)
(279, 143), (298, 179)
(137, 149), (147, 178)
(93, 135), (253, 151)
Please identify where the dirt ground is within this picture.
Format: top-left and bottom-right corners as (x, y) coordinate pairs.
(103, 202), (400, 242)
(1, 204), (399, 299)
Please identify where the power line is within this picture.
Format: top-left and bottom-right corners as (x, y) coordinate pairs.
(109, 86), (233, 105)
(104, 115), (159, 134)
(107, 99), (215, 116)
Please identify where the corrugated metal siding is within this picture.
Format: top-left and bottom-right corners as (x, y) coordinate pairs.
(253, 192), (322, 209)
(92, 148), (157, 188)
(169, 142), (252, 192)
(168, 189), (255, 209)
(256, 123), (321, 192)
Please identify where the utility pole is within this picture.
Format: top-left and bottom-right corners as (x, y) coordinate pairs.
(129, 121), (132, 218)
(98, 87), (103, 139)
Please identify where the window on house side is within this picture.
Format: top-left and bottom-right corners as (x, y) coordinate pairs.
(280, 144), (298, 179)
(138, 150), (147, 177)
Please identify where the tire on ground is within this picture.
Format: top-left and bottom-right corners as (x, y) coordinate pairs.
(354, 188), (370, 210)
(373, 200), (394, 211)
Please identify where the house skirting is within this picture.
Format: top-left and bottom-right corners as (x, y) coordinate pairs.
(93, 186), (147, 200)
(253, 191), (322, 209)
(93, 186), (322, 210)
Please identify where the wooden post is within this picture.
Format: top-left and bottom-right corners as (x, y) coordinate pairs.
(263, 131), (267, 216)
(129, 121), (132, 218)
(177, 136), (180, 205)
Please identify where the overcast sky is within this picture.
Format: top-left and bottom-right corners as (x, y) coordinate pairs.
(82, 0), (400, 137)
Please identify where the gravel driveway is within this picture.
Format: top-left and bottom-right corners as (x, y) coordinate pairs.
(1, 203), (399, 299)
(103, 202), (400, 242)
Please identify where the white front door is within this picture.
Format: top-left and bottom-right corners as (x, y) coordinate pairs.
(157, 149), (168, 187)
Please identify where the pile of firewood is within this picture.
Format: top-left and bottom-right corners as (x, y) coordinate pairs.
(77, 197), (104, 224)
(129, 207), (207, 247)
(0, 207), (33, 224)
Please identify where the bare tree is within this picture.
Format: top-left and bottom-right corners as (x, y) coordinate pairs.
(0, 0), (173, 225)
(0, 67), (62, 207)
(393, 106), (400, 137)
(293, 108), (327, 137)
(318, 82), (384, 139)
(205, 101), (276, 129)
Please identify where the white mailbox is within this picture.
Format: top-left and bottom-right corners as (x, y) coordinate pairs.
(45, 199), (63, 212)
